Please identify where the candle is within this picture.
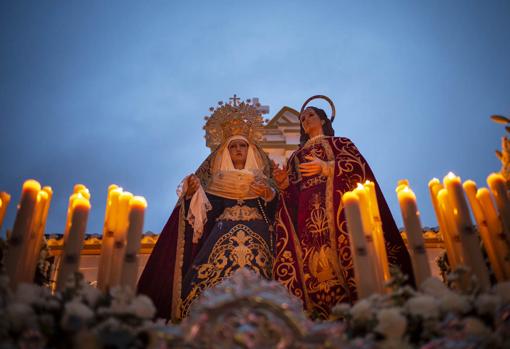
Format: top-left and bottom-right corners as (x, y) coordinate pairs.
(342, 191), (380, 298)
(365, 180), (390, 282)
(56, 195), (90, 291)
(437, 188), (464, 267)
(353, 184), (385, 290)
(397, 186), (431, 286)
(443, 172), (490, 289)
(5, 179), (41, 288)
(22, 189), (51, 283)
(396, 179), (409, 194)
(429, 179), (458, 269)
(120, 196), (147, 289)
(0, 192), (11, 231)
(109, 191), (133, 287)
(487, 173), (510, 242)
(97, 186), (122, 290)
(477, 188), (510, 280)
(464, 181), (506, 281)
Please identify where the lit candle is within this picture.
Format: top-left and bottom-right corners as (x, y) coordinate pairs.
(0, 192), (11, 231)
(436, 188), (464, 268)
(429, 179), (458, 269)
(97, 185), (121, 291)
(56, 195), (90, 291)
(342, 191), (380, 298)
(464, 181), (506, 281)
(120, 196), (147, 289)
(397, 185), (431, 286)
(22, 189), (51, 283)
(5, 179), (41, 288)
(365, 180), (390, 282)
(487, 173), (510, 242)
(396, 179), (409, 194)
(353, 184), (385, 291)
(477, 188), (510, 280)
(109, 191), (133, 287)
(443, 172), (490, 289)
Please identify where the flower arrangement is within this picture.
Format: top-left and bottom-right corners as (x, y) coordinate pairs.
(0, 267), (509, 349)
(0, 272), (157, 349)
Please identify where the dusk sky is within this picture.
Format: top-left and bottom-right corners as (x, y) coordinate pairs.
(1, 0), (509, 237)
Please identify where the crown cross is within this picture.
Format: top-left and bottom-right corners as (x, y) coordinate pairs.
(229, 94), (240, 106)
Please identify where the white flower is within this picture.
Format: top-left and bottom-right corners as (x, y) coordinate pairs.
(61, 300), (94, 329)
(462, 317), (491, 337)
(350, 299), (373, 321)
(439, 293), (472, 315)
(493, 282), (510, 304)
(405, 295), (439, 319)
(379, 338), (413, 349)
(6, 303), (36, 331)
(419, 277), (450, 298)
(80, 283), (102, 307)
(331, 302), (351, 318)
(126, 295), (156, 319)
(13, 283), (44, 304)
(475, 294), (501, 317)
(375, 307), (407, 339)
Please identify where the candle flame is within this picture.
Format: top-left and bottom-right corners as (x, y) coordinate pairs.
(356, 183), (365, 190)
(446, 172), (456, 179)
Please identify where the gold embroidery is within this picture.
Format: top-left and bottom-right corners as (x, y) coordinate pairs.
(180, 224), (272, 318)
(301, 175), (327, 190)
(305, 194), (328, 237)
(171, 200), (186, 322)
(217, 205), (262, 221)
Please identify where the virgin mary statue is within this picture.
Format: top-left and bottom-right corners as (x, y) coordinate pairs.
(137, 98), (277, 322)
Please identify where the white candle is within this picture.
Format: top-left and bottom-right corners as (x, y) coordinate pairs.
(0, 192), (11, 231)
(397, 186), (431, 286)
(109, 191), (133, 287)
(365, 180), (390, 282)
(487, 173), (510, 242)
(477, 188), (510, 280)
(342, 191), (380, 298)
(464, 181), (506, 281)
(444, 172), (490, 289)
(429, 179), (458, 268)
(437, 188), (464, 268)
(56, 195), (90, 291)
(97, 186), (122, 291)
(22, 188), (52, 283)
(5, 179), (41, 288)
(120, 196), (147, 289)
(353, 184), (385, 291)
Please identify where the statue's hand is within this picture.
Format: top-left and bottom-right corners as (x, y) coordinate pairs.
(250, 180), (275, 201)
(186, 175), (201, 198)
(299, 155), (325, 177)
(272, 161), (289, 190)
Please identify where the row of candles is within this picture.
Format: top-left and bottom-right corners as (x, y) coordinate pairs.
(343, 172), (510, 298)
(1, 180), (147, 292)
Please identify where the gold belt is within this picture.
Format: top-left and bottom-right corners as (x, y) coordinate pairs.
(217, 205), (263, 221)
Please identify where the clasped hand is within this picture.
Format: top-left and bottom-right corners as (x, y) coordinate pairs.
(250, 179), (274, 202)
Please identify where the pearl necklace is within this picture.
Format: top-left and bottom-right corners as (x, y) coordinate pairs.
(304, 134), (326, 148)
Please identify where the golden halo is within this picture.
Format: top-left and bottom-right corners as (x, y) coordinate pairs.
(300, 95), (336, 123)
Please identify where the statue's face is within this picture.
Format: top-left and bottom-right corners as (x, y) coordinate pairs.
(300, 108), (324, 136)
(228, 139), (249, 167)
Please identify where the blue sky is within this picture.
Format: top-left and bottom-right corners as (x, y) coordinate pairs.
(1, 0), (509, 236)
